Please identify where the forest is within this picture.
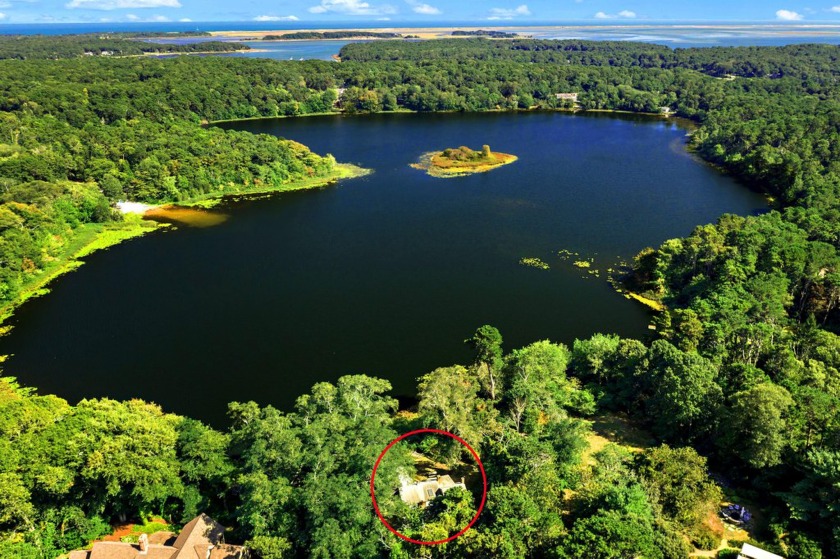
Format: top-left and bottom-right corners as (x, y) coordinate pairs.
(0, 36), (837, 558)
(0, 33), (248, 60)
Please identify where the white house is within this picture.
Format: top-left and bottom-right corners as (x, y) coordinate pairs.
(739, 543), (785, 559)
(399, 474), (467, 507)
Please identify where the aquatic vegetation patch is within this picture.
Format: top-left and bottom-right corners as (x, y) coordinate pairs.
(520, 257), (551, 270)
(144, 206), (230, 228)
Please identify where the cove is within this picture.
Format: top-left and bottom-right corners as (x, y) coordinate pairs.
(0, 112), (767, 426)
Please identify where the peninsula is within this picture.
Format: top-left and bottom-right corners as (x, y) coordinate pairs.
(411, 145), (517, 178)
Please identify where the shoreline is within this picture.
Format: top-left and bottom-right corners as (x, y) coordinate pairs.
(209, 106), (678, 125)
(206, 23), (840, 41)
(0, 217), (164, 326)
(0, 163), (369, 326)
(175, 163), (370, 208)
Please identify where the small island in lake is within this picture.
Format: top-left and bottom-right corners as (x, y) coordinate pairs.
(411, 144), (517, 178)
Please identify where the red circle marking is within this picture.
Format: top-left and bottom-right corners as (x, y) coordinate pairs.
(370, 428), (488, 546)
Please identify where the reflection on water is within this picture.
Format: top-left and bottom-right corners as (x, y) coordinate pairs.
(144, 205), (229, 228)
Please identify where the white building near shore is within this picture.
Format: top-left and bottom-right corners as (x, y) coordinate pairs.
(399, 473), (467, 507)
(739, 543), (785, 559)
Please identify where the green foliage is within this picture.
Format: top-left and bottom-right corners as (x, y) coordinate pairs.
(0, 33), (247, 60)
(787, 531), (824, 559)
(247, 535), (293, 559)
(230, 376), (412, 559)
(636, 445), (722, 529)
(640, 340), (722, 443)
(691, 525), (720, 550)
(721, 383), (794, 468)
(417, 365), (495, 453)
(0, 376), (227, 557)
(465, 325), (504, 400)
(503, 340), (576, 432)
(556, 510), (663, 559)
(782, 449), (840, 551)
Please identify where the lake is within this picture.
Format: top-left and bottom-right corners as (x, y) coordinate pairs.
(0, 112), (767, 426)
(144, 37), (363, 61)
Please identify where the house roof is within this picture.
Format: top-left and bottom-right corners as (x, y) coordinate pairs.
(72, 514), (242, 559)
(87, 541), (177, 559)
(399, 475), (467, 505)
(210, 544), (246, 559)
(399, 480), (439, 505)
(739, 543), (785, 559)
(437, 475), (463, 491)
(171, 514), (226, 559)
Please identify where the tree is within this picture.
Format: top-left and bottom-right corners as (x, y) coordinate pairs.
(32, 398), (184, 520)
(174, 418), (232, 522)
(639, 340), (722, 444)
(247, 535), (293, 559)
(466, 484), (562, 559)
(782, 449), (840, 554)
(230, 376), (411, 559)
(0, 473), (34, 531)
(721, 383), (794, 468)
(465, 325), (504, 400)
(555, 511), (662, 559)
(417, 365), (492, 448)
(636, 445), (722, 529)
(503, 340), (574, 433)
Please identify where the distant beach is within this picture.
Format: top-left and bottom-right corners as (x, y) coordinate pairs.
(206, 24), (840, 47)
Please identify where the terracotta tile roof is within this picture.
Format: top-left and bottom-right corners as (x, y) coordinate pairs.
(69, 515), (246, 559)
(171, 514), (225, 559)
(209, 544), (246, 559)
(88, 541), (177, 559)
(148, 532), (176, 546)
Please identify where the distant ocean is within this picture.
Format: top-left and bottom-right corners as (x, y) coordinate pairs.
(1, 21), (838, 60)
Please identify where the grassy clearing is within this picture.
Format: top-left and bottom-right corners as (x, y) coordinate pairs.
(583, 413), (656, 465)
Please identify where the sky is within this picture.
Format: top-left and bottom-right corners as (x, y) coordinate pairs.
(2, 0), (840, 25)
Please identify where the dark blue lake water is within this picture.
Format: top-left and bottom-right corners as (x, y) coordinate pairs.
(0, 112), (767, 425)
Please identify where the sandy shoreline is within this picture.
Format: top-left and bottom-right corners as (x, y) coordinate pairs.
(207, 24), (840, 41)
(116, 201), (158, 214)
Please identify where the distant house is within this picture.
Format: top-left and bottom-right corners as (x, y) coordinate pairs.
(555, 93), (579, 102)
(738, 543), (785, 559)
(399, 474), (467, 506)
(68, 514), (247, 559)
